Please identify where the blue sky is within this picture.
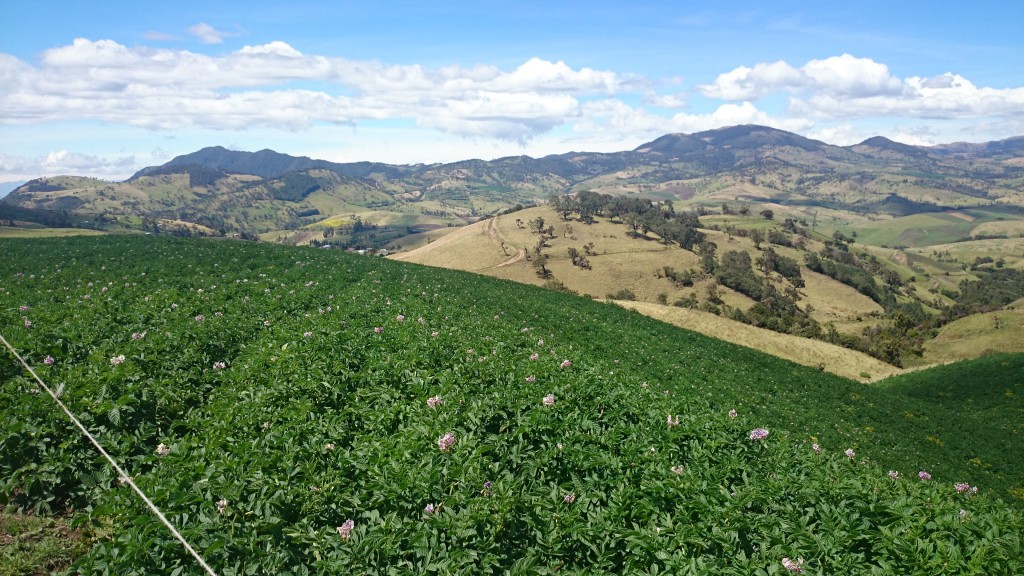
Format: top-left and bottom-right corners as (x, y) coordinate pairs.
(1, 0), (1022, 182)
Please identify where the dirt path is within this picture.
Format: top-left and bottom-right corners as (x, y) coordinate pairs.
(492, 247), (526, 268)
(482, 216), (528, 268)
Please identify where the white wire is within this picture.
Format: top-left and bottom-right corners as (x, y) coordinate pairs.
(0, 333), (218, 576)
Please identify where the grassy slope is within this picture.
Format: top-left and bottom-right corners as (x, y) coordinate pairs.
(0, 226), (106, 239)
(618, 301), (901, 381)
(1, 236), (1022, 573)
(921, 306), (1024, 364)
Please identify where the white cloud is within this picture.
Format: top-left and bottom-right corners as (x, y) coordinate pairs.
(0, 150), (136, 181)
(698, 54), (1024, 125)
(699, 54), (901, 100)
(576, 99), (812, 139)
(0, 39), (631, 141)
(187, 22), (231, 45)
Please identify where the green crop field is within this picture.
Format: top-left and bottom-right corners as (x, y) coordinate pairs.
(1, 236), (1022, 574)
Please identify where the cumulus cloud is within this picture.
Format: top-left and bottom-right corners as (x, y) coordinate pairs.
(0, 39), (632, 140)
(698, 53), (1024, 125)
(576, 99), (812, 139)
(0, 150), (136, 180)
(699, 54), (902, 100)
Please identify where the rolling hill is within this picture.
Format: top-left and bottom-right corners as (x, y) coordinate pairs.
(4, 125), (1023, 246)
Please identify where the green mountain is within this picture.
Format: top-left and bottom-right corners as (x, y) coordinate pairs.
(3, 125), (1022, 243)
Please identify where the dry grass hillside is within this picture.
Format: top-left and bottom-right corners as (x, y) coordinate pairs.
(393, 206), (906, 380)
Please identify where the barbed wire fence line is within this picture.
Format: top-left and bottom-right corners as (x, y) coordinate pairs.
(0, 332), (219, 576)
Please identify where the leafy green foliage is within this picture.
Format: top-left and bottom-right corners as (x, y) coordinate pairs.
(1, 236), (1022, 574)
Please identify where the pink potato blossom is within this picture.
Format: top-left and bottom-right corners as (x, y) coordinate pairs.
(424, 502), (441, 514)
(888, 470), (900, 481)
(543, 394), (556, 406)
(213, 361), (226, 370)
(671, 465), (685, 475)
(216, 499), (228, 514)
(437, 432), (456, 452)
(563, 492), (576, 504)
(530, 353), (539, 361)
(303, 331), (313, 338)
(155, 443), (170, 456)
(812, 443), (821, 454)
(728, 409), (737, 419)
(373, 326), (383, 334)
(43, 356), (55, 365)
(748, 428), (769, 441)
(845, 448), (856, 459)
(918, 471), (932, 481)
(195, 314), (205, 322)
(782, 557), (804, 573)
(396, 314), (405, 322)
(525, 375), (536, 382)
(337, 519), (355, 540)
(667, 415), (680, 427)
(131, 331), (146, 340)
(110, 354), (126, 366)
(559, 359), (572, 369)
(427, 395), (443, 408)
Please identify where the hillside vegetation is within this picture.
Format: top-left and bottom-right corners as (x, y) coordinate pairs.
(394, 202), (1024, 371)
(1, 235), (1022, 574)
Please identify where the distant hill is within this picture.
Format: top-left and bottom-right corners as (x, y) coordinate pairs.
(4, 125), (1023, 244)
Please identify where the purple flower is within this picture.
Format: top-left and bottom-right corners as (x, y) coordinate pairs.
(530, 353), (539, 361)
(559, 359), (572, 369)
(43, 355), (55, 366)
(337, 519), (355, 540)
(424, 502), (441, 514)
(396, 314), (405, 322)
(563, 492), (576, 504)
(431, 331), (439, 337)
(918, 471), (932, 481)
(671, 465), (685, 475)
(437, 432), (456, 452)
(543, 393), (556, 406)
(426, 395), (443, 408)
(131, 331), (146, 340)
(213, 361), (226, 370)
(155, 443), (170, 456)
(748, 428), (769, 441)
(955, 482), (975, 494)
(728, 409), (737, 419)
(845, 448), (855, 459)
(888, 470), (900, 481)
(525, 375), (536, 382)
(194, 314), (205, 322)
(303, 331), (313, 338)
(812, 443), (821, 454)
(782, 557), (804, 573)
(19, 305), (29, 312)
(373, 326), (383, 334)
(216, 499), (228, 514)
(110, 354), (126, 366)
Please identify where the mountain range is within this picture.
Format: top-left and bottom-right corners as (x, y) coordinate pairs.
(3, 125), (1023, 241)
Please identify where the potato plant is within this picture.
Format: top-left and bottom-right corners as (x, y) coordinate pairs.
(1, 236), (1021, 574)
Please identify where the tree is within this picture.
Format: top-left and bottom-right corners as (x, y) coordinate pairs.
(533, 254), (552, 278)
(759, 209), (774, 220)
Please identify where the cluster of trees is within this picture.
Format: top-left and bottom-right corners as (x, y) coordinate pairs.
(550, 192), (706, 249)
